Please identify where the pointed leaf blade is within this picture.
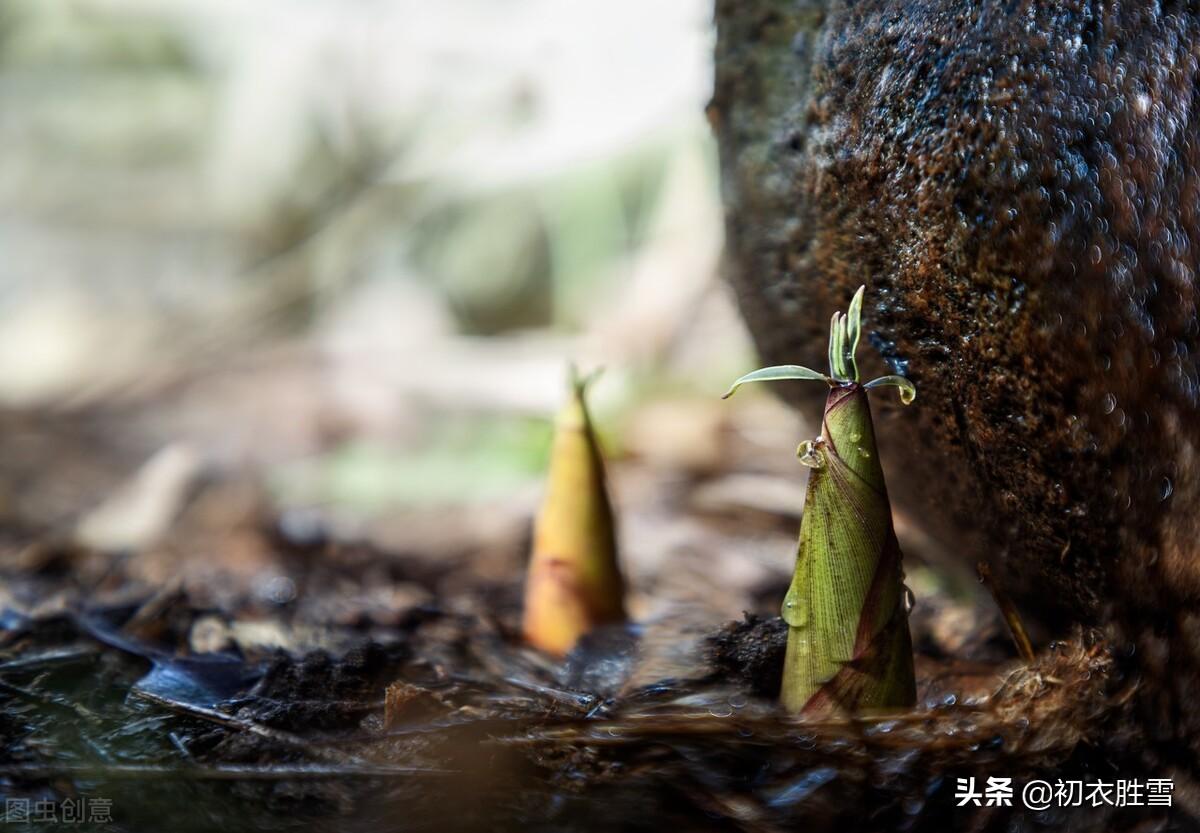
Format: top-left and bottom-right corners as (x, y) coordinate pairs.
(846, 285), (865, 381)
(722, 365), (829, 399)
(864, 375), (917, 405)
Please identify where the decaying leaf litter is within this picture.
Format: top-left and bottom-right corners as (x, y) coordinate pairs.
(0, 552), (1121, 831)
(0, 319), (1154, 832)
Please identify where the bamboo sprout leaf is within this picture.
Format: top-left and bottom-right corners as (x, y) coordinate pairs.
(568, 363), (603, 396)
(846, 285), (865, 381)
(864, 375), (917, 405)
(721, 365), (830, 399)
(827, 313), (841, 380)
(837, 314), (851, 381)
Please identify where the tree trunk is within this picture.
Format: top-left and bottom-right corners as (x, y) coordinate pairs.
(713, 0), (1200, 786)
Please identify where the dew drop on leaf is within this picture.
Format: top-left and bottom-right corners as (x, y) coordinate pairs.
(798, 440), (825, 469)
(782, 587), (809, 627)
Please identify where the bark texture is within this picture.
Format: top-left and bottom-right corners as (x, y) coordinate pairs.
(712, 0), (1200, 788)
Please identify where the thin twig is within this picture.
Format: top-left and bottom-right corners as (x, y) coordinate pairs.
(131, 689), (307, 745)
(977, 561), (1036, 662)
(130, 689), (381, 769)
(0, 646), (98, 672)
(0, 678), (99, 722)
(0, 762), (452, 781)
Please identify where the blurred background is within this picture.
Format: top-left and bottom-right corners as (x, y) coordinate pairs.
(1, 0), (962, 636)
(0, 0), (816, 624)
(0, 0), (737, 418)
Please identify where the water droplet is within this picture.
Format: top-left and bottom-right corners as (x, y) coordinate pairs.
(798, 440), (825, 469)
(782, 596), (808, 627)
(263, 575), (297, 605)
(708, 704), (734, 718)
(728, 694), (748, 710)
(849, 430), (863, 443)
(1089, 244), (1103, 264)
(857, 445), (872, 459)
(1159, 477), (1173, 501)
(1101, 392), (1117, 414)
(903, 585), (916, 613)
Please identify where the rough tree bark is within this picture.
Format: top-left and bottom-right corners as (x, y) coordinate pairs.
(712, 0), (1200, 777)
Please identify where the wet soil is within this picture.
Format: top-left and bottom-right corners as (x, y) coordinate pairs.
(0, 520), (1163, 833)
(0, 410), (1179, 832)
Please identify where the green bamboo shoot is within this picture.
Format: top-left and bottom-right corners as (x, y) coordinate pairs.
(724, 286), (917, 715)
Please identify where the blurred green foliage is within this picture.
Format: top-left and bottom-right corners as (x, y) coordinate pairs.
(273, 416), (555, 509)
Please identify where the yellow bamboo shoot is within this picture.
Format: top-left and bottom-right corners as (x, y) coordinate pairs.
(522, 370), (626, 656)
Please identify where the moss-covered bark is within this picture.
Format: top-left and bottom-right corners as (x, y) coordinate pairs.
(713, 0), (1200, 801)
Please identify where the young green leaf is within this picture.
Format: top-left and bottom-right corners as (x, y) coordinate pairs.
(845, 285), (864, 381)
(828, 313), (842, 381)
(722, 365), (830, 399)
(863, 374), (917, 405)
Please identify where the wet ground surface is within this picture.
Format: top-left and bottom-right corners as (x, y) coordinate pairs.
(0, 412), (1176, 833)
(0, 529), (1140, 833)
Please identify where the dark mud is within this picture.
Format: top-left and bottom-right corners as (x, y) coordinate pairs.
(0, 545), (1167, 833)
(0, 413), (1181, 832)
